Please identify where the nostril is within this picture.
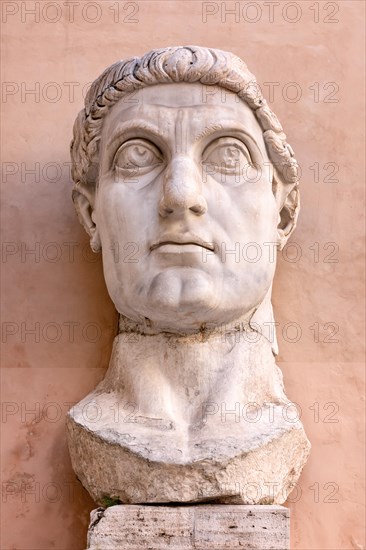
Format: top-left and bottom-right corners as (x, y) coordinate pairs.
(190, 204), (205, 215)
(165, 207), (174, 214)
(189, 196), (207, 215)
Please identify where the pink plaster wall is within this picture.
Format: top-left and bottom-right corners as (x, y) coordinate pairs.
(1, 1), (365, 548)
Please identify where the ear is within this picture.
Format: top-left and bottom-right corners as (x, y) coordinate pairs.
(276, 185), (300, 250)
(72, 188), (101, 253)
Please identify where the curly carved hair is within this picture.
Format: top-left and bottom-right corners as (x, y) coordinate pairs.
(70, 46), (300, 240)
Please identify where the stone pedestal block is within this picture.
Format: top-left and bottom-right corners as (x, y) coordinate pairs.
(87, 504), (289, 550)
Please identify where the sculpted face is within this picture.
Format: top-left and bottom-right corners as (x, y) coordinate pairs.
(94, 83), (279, 331)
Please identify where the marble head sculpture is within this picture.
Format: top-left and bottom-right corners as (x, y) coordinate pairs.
(67, 46), (310, 505)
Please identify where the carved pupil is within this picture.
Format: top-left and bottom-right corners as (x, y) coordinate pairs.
(117, 143), (161, 169)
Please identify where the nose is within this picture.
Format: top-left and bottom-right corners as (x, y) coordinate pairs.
(159, 156), (207, 218)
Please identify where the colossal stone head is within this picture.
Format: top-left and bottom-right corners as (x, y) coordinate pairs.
(70, 46), (300, 332)
(67, 47), (310, 507)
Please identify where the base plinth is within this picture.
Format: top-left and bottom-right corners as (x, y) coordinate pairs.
(86, 504), (289, 550)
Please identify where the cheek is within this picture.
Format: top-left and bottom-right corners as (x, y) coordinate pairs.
(253, 200), (279, 240)
(96, 182), (138, 243)
(97, 177), (161, 236)
(97, 179), (122, 221)
(217, 186), (278, 237)
(233, 250), (276, 309)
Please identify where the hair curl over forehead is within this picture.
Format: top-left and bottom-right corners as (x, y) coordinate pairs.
(70, 46), (299, 234)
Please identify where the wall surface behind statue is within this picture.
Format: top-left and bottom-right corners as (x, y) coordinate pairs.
(1, 1), (365, 549)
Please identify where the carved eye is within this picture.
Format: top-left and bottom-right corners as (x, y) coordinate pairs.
(114, 139), (163, 174)
(203, 137), (252, 172)
(202, 137), (256, 186)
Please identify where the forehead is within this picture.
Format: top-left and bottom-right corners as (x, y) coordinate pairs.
(102, 83), (265, 146)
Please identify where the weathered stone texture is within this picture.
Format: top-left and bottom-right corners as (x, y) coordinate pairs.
(87, 505), (290, 550)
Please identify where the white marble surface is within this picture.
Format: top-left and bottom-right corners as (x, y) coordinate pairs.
(68, 46), (310, 505)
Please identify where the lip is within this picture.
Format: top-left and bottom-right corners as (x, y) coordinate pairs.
(150, 234), (215, 253)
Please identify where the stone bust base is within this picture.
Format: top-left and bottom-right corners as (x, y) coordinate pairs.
(86, 504), (290, 549)
(67, 328), (310, 505)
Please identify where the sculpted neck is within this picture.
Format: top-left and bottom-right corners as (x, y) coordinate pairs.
(99, 291), (287, 426)
(117, 285), (279, 353)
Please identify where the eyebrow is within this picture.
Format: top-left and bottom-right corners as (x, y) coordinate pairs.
(193, 119), (266, 162)
(194, 120), (261, 146)
(194, 124), (223, 142)
(105, 117), (266, 163)
(105, 120), (166, 149)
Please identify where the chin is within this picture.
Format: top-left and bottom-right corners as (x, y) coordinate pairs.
(143, 293), (217, 327)
(115, 273), (218, 331)
(148, 269), (216, 308)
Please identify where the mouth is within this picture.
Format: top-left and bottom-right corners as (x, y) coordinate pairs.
(150, 236), (215, 253)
